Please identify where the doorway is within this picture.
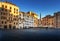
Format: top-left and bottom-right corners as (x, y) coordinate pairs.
(4, 25), (7, 29)
(13, 26), (16, 29)
(9, 25), (12, 29)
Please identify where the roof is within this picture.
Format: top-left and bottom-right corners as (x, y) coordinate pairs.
(27, 11), (38, 16)
(0, 1), (17, 6)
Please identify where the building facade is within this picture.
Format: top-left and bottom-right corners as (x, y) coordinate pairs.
(23, 11), (34, 28)
(41, 15), (54, 27)
(34, 15), (38, 27)
(18, 12), (24, 29)
(18, 11), (38, 29)
(28, 11), (38, 27)
(54, 12), (60, 28)
(0, 2), (19, 29)
(19, 11), (35, 29)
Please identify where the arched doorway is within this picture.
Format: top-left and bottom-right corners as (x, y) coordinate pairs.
(9, 25), (12, 29)
(13, 26), (16, 29)
(20, 27), (22, 29)
(4, 25), (7, 29)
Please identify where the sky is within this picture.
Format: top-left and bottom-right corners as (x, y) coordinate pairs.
(2, 0), (60, 18)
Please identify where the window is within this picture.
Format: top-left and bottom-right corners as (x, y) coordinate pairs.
(20, 14), (21, 16)
(2, 5), (4, 8)
(44, 23), (46, 25)
(14, 8), (15, 13)
(27, 16), (29, 18)
(13, 18), (17, 21)
(1, 16), (7, 19)
(19, 17), (21, 19)
(47, 22), (48, 24)
(52, 23), (53, 25)
(9, 17), (12, 21)
(5, 6), (7, 8)
(9, 14), (10, 16)
(11, 18), (12, 21)
(5, 21), (7, 24)
(10, 10), (11, 12)
(14, 8), (15, 10)
(5, 9), (7, 12)
(2, 8), (4, 11)
(19, 23), (21, 24)
(14, 15), (15, 17)
(9, 21), (11, 23)
(14, 22), (15, 24)
(9, 14), (12, 16)
(2, 21), (3, 24)
(16, 16), (18, 18)
(16, 9), (18, 13)
(17, 9), (18, 11)
(1, 12), (2, 15)
(14, 11), (15, 13)
(4, 13), (5, 15)
(10, 7), (12, 9)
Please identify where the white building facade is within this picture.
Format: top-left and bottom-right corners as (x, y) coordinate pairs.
(18, 12), (34, 29)
(23, 13), (34, 28)
(18, 12), (24, 29)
